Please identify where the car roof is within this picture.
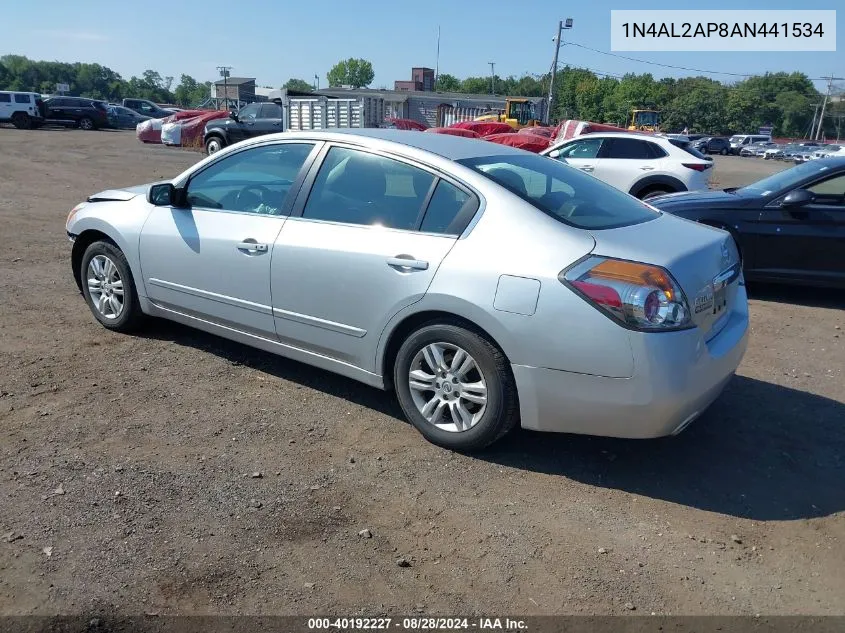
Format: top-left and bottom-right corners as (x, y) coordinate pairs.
(252, 128), (528, 161)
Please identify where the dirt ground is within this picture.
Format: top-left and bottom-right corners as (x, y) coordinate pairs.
(0, 128), (842, 618)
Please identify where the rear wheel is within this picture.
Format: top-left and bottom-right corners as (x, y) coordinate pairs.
(78, 117), (95, 131)
(720, 148), (728, 155)
(393, 321), (518, 452)
(639, 188), (672, 200)
(11, 112), (32, 130)
(80, 241), (145, 332)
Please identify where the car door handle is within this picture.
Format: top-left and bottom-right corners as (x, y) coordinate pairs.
(237, 241), (268, 253)
(579, 165), (594, 172)
(640, 166), (655, 171)
(387, 256), (429, 271)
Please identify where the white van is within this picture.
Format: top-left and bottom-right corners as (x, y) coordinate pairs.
(0, 91), (45, 129)
(728, 134), (772, 155)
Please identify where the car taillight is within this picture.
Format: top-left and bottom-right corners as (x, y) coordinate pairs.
(683, 162), (711, 171)
(560, 256), (691, 331)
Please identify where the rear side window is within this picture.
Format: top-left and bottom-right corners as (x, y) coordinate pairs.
(302, 147), (435, 230)
(420, 181), (472, 235)
(0, 94), (10, 103)
(260, 103), (282, 118)
(605, 138), (653, 159)
(458, 153), (658, 230)
(14, 94), (31, 104)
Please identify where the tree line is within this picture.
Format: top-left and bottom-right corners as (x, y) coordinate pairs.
(3, 53), (841, 138)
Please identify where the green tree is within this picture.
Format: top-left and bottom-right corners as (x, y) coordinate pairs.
(460, 76), (491, 94)
(326, 58), (374, 88)
(434, 73), (461, 92)
(284, 78), (314, 92)
(173, 74), (211, 106)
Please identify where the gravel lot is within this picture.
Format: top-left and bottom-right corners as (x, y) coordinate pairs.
(0, 129), (843, 618)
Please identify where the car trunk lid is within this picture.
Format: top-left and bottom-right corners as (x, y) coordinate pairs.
(589, 213), (741, 340)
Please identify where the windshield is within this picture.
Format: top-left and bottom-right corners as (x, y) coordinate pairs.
(457, 153), (659, 230)
(738, 160), (834, 196)
(729, 136), (742, 143)
(633, 111), (659, 126)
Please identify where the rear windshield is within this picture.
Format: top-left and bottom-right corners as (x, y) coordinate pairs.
(457, 153), (659, 230)
(668, 138), (708, 160)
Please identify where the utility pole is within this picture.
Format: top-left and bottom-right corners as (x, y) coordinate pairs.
(314, 75), (320, 91)
(488, 62), (495, 94)
(216, 66), (232, 110)
(547, 18), (573, 125)
(816, 75), (844, 140)
(808, 103), (821, 139)
(435, 26), (441, 89)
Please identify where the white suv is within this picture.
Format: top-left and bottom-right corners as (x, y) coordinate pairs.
(0, 91), (45, 129)
(541, 132), (713, 200)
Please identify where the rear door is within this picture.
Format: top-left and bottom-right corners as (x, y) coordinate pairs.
(592, 137), (662, 193)
(754, 171), (845, 285)
(270, 143), (477, 372)
(0, 93), (11, 120)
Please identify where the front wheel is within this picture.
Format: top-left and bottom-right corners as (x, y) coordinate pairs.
(393, 322), (519, 452)
(80, 241), (145, 332)
(720, 148), (728, 155)
(205, 136), (224, 155)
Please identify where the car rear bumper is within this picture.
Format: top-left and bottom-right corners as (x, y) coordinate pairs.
(513, 284), (749, 438)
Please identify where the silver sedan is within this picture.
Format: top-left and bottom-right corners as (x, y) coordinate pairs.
(65, 129), (749, 451)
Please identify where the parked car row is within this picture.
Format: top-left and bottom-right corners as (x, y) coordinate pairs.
(1, 91), (180, 131)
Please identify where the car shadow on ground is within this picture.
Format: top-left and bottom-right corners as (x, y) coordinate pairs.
(481, 375), (845, 522)
(141, 320), (405, 420)
(141, 322), (843, 523)
(747, 282), (845, 310)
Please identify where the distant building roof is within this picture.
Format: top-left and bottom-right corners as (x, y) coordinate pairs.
(317, 87), (542, 105)
(213, 77), (255, 86)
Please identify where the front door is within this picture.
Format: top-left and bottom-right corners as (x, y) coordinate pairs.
(253, 103), (284, 135)
(139, 141), (319, 337)
(754, 171), (845, 285)
(228, 103), (261, 143)
(271, 145), (473, 371)
(554, 136), (606, 179)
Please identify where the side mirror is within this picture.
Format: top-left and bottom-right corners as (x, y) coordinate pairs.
(229, 111), (239, 122)
(781, 189), (814, 208)
(148, 182), (186, 207)
(548, 149), (561, 159)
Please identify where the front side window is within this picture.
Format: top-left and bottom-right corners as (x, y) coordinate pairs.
(557, 137), (604, 160)
(237, 103), (260, 120)
(459, 153), (658, 230)
(301, 147), (435, 230)
(807, 173), (845, 204)
(186, 143), (315, 214)
(14, 94), (31, 104)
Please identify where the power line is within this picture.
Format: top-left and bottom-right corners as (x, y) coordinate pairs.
(564, 41), (833, 82)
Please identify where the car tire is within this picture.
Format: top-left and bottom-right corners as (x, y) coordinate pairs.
(80, 241), (145, 333)
(11, 112), (32, 130)
(78, 117), (95, 131)
(639, 188), (672, 200)
(205, 136), (224, 155)
(393, 321), (519, 452)
(720, 148), (728, 155)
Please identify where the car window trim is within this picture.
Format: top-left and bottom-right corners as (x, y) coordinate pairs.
(181, 139), (324, 217)
(288, 141), (481, 237)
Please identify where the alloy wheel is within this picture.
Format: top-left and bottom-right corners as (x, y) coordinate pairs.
(87, 255), (124, 319)
(407, 342), (488, 433)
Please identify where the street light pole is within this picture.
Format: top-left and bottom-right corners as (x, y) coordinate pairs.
(217, 65), (232, 110)
(547, 18), (573, 125)
(488, 62), (496, 94)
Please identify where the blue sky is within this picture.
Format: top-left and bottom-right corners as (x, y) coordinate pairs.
(4, 0), (843, 90)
